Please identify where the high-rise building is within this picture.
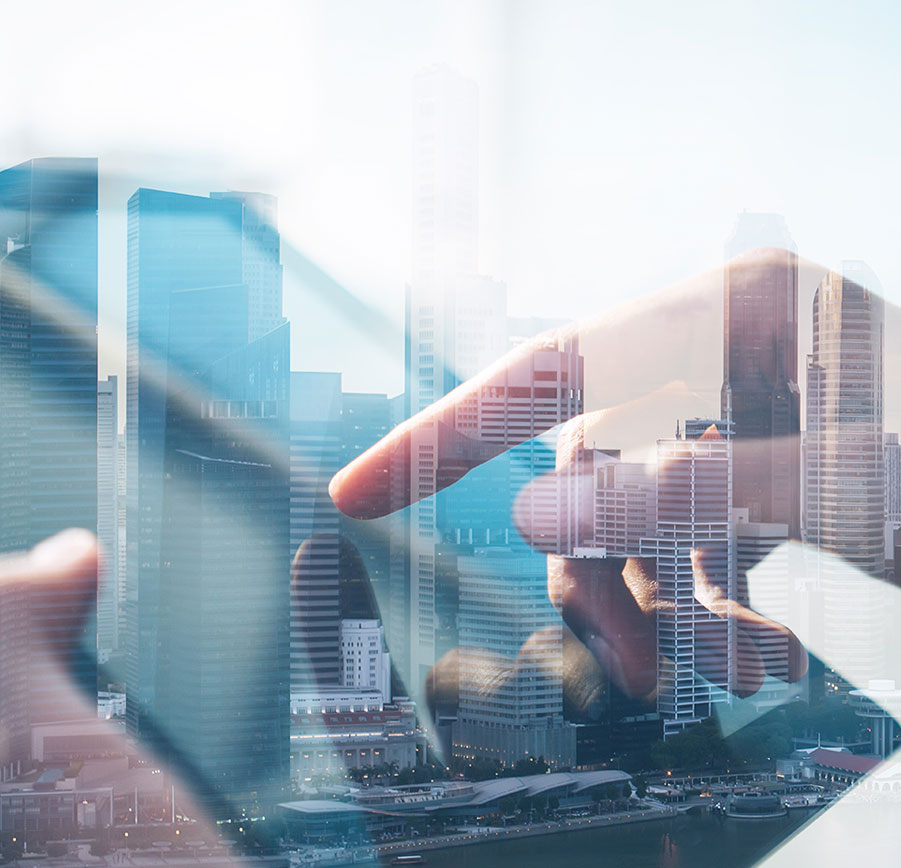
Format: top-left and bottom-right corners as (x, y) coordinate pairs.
(642, 427), (734, 738)
(885, 433), (901, 523)
(210, 191), (285, 341)
(339, 392), (392, 606)
(289, 372), (343, 691)
(805, 264), (884, 574)
(289, 374), (396, 693)
(126, 188), (290, 815)
(805, 263), (885, 691)
(116, 432), (127, 635)
(734, 514), (792, 710)
(406, 67), (510, 684)
(97, 376), (120, 661)
(451, 548), (576, 769)
(160, 324), (291, 819)
(721, 213), (800, 538)
(126, 188), (246, 744)
(590, 454), (657, 557)
(0, 158), (98, 778)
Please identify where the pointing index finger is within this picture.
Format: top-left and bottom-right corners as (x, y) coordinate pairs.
(328, 324), (583, 519)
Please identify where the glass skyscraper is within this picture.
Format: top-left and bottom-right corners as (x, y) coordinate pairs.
(721, 214), (801, 539)
(126, 188), (247, 745)
(126, 188), (289, 817)
(162, 324), (291, 818)
(0, 158), (98, 778)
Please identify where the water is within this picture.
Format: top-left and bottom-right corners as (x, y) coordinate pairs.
(368, 808), (820, 868)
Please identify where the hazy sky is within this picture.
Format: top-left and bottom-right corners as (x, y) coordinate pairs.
(3, 0), (900, 409)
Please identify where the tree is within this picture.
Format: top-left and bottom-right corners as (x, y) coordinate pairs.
(633, 774), (648, 799)
(498, 797), (516, 818)
(533, 793), (548, 818)
(512, 756), (549, 776)
(548, 795), (560, 814)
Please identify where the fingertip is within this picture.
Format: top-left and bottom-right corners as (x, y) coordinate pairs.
(29, 528), (99, 576)
(327, 469), (346, 510)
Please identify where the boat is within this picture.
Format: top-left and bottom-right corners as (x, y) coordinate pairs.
(783, 794), (819, 809)
(391, 856), (425, 865)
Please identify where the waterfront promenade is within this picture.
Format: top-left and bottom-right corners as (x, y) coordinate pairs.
(350, 805), (675, 863)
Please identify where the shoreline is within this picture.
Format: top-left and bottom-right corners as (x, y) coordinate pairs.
(363, 806), (676, 861)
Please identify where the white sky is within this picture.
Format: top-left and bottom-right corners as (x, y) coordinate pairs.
(3, 0), (900, 410)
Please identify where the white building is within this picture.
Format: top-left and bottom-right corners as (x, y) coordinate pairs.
(340, 619), (391, 702)
(290, 690), (383, 716)
(641, 427), (734, 739)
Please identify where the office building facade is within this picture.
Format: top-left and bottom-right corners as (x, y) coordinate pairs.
(0, 158), (98, 777)
(805, 263), (885, 691)
(721, 214), (800, 538)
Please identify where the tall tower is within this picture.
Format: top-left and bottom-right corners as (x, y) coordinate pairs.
(405, 67), (508, 684)
(0, 158), (98, 777)
(97, 375), (120, 661)
(289, 372), (344, 691)
(805, 263), (885, 691)
(210, 191), (285, 341)
(721, 213), (800, 538)
(161, 324), (291, 819)
(126, 188), (246, 745)
(642, 427), (734, 738)
(451, 548), (576, 770)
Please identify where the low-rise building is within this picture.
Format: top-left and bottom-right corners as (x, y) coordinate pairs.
(280, 770), (633, 844)
(291, 700), (425, 781)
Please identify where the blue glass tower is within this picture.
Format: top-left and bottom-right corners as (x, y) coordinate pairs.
(126, 188), (247, 744)
(163, 324), (291, 818)
(126, 189), (290, 817)
(0, 158), (98, 776)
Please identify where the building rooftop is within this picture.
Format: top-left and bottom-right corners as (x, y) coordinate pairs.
(810, 749), (881, 775)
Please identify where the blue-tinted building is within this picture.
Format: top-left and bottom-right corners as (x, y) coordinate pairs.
(162, 324), (291, 818)
(126, 188), (289, 817)
(289, 373), (343, 691)
(126, 188), (246, 743)
(0, 158), (98, 778)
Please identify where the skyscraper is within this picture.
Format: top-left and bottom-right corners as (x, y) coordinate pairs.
(289, 374), (396, 694)
(289, 372), (343, 691)
(210, 190), (285, 341)
(642, 427), (734, 738)
(126, 188), (290, 815)
(97, 376), (120, 661)
(0, 158), (98, 777)
(885, 433), (901, 523)
(805, 263), (885, 691)
(161, 324), (291, 818)
(451, 548), (576, 769)
(126, 188), (246, 743)
(721, 213), (800, 538)
(406, 67), (506, 684)
(805, 264), (884, 575)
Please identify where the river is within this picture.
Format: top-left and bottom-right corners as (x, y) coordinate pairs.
(365, 807), (821, 868)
